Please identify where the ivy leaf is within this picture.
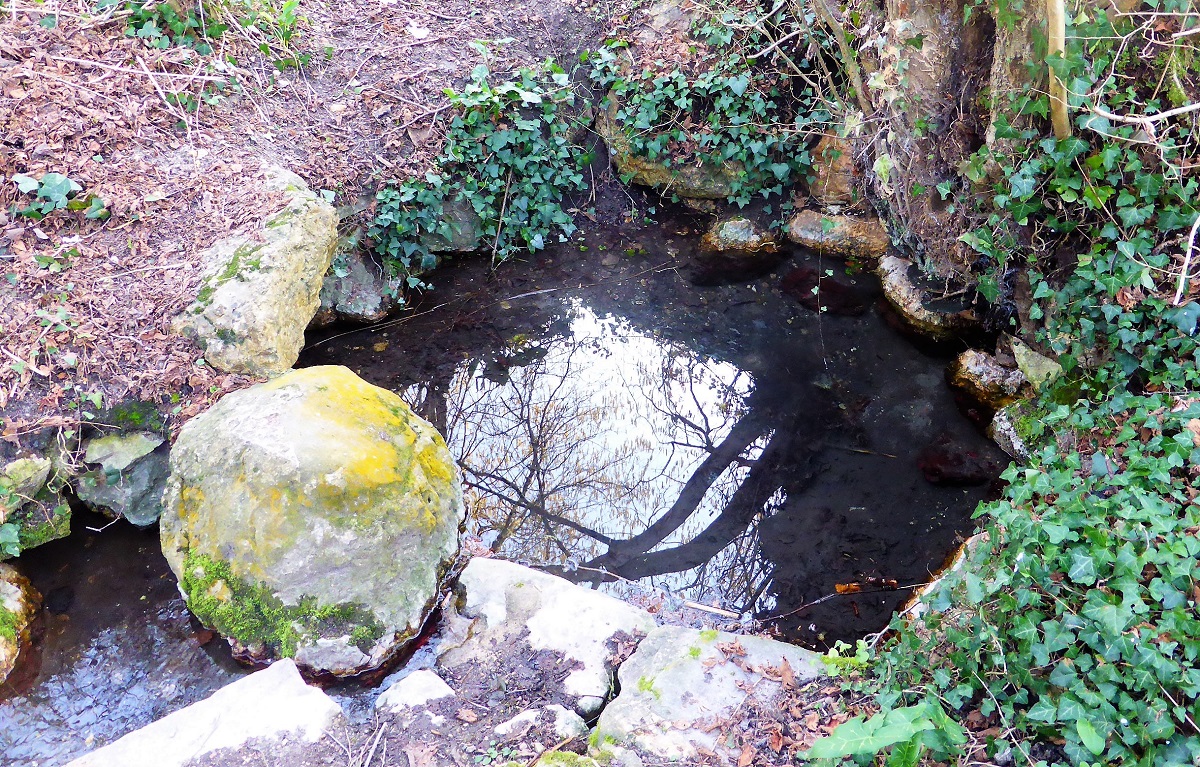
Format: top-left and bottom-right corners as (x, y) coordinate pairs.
(11, 173), (39, 194)
(1076, 719), (1105, 755)
(805, 707), (935, 758)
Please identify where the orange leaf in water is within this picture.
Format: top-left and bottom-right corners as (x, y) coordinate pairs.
(834, 582), (862, 594)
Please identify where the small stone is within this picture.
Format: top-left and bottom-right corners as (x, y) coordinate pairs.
(947, 349), (1028, 411)
(1012, 339), (1062, 390)
(876, 255), (982, 341)
(317, 249), (404, 325)
(76, 431), (170, 527)
(376, 669), (456, 715)
(690, 216), (782, 285)
(0, 563), (41, 686)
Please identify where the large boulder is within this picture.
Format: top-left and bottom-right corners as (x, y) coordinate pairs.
(173, 167), (337, 377)
(74, 431), (170, 527)
(437, 557), (656, 715)
(591, 626), (824, 764)
(64, 659), (342, 767)
(785, 209), (889, 263)
(0, 563), (40, 685)
(160, 365), (464, 676)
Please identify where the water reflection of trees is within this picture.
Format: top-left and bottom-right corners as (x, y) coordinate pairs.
(403, 308), (826, 612)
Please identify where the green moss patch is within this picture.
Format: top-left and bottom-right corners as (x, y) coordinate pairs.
(180, 551), (386, 657)
(192, 243), (265, 311)
(0, 603), (19, 642)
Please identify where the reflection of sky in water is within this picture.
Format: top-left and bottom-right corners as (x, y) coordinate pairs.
(400, 299), (770, 608)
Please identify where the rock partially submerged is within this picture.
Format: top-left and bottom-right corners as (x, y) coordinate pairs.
(0, 563), (40, 686)
(690, 216), (783, 285)
(808, 135), (860, 208)
(63, 659), (342, 767)
(160, 365), (463, 676)
(947, 349), (1028, 411)
(316, 248), (405, 325)
(877, 255), (981, 341)
(75, 431), (170, 527)
(438, 557), (656, 715)
(173, 167), (337, 377)
(592, 625), (824, 764)
(2, 446), (73, 556)
(785, 209), (889, 263)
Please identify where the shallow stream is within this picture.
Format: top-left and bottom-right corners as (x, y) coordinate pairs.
(0, 213), (1005, 765)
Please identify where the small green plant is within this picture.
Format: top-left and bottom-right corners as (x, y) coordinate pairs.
(820, 639), (870, 677)
(370, 50), (588, 283)
(9, 173), (108, 220)
(473, 742), (517, 765)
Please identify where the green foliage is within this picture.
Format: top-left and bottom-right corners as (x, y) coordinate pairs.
(585, 5), (842, 207)
(180, 551), (387, 657)
(820, 639), (871, 677)
(804, 700), (966, 766)
(117, 0), (230, 54)
(370, 54), (588, 282)
(859, 4), (1200, 766)
(0, 603), (19, 642)
(9, 173), (108, 221)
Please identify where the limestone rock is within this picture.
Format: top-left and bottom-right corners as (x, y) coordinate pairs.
(160, 365), (464, 676)
(691, 216), (783, 285)
(173, 167), (338, 377)
(438, 557), (656, 715)
(75, 431), (169, 527)
(947, 349), (1028, 411)
(989, 402), (1034, 462)
(595, 97), (741, 200)
(376, 669), (456, 715)
(809, 135), (860, 207)
(494, 705), (587, 740)
(877, 255), (982, 341)
(1012, 339), (1062, 390)
(785, 209), (889, 263)
(318, 249), (404, 325)
(0, 563), (40, 685)
(592, 626), (823, 763)
(2, 448), (73, 556)
(64, 659), (342, 767)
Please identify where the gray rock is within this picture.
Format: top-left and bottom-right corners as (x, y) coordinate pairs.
(591, 626), (824, 763)
(0, 563), (40, 684)
(173, 166), (338, 377)
(75, 431), (169, 527)
(160, 365), (464, 676)
(2, 445), (74, 556)
(63, 659), (342, 767)
(877, 255), (982, 341)
(691, 216), (783, 285)
(437, 557), (656, 715)
(947, 350), (1028, 411)
(317, 248), (404, 324)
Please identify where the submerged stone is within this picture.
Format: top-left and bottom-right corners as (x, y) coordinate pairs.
(317, 248), (404, 325)
(173, 166), (337, 377)
(420, 198), (485, 254)
(160, 365), (464, 676)
(75, 431), (169, 527)
(0, 563), (40, 686)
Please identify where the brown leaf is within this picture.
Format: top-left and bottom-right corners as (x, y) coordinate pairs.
(769, 730), (784, 753)
(737, 744), (755, 766)
(455, 708), (479, 723)
(1187, 419), (1200, 447)
(779, 658), (795, 689)
(834, 582), (863, 594)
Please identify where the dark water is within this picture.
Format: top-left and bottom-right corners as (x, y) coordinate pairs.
(301, 219), (1005, 646)
(0, 216), (1004, 766)
(0, 509), (244, 765)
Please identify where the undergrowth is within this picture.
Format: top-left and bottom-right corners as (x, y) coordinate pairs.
(369, 49), (590, 282)
(809, 3), (1200, 766)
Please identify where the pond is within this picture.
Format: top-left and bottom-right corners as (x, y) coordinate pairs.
(0, 212), (1004, 766)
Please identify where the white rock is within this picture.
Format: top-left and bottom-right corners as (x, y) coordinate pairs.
(65, 659), (342, 767)
(592, 626), (824, 762)
(376, 669), (456, 715)
(438, 558), (656, 715)
(492, 705), (588, 739)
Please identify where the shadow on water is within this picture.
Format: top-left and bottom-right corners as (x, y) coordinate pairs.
(301, 215), (1006, 648)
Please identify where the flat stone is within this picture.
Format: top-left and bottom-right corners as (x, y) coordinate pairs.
(691, 216), (783, 285)
(1012, 339), (1062, 390)
(64, 659), (342, 767)
(785, 209), (889, 263)
(376, 669), (456, 714)
(83, 432), (163, 471)
(494, 705), (587, 740)
(76, 431), (170, 527)
(1, 456), (51, 501)
(438, 557), (656, 715)
(591, 626), (823, 763)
